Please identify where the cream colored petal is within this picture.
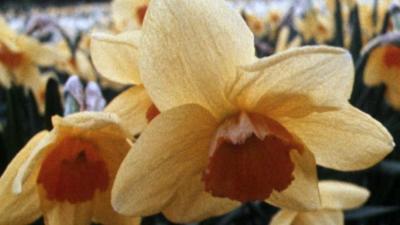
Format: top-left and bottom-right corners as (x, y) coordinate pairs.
(13, 63), (41, 87)
(93, 190), (140, 225)
(275, 26), (290, 53)
(292, 210), (344, 225)
(91, 31), (141, 85)
(0, 63), (11, 88)
(140, 0), (255, 119)
(162, 174), (239, 223)
(105, 85), (152, 137)
(385, 82), (400, 110)
(13, 131), (57, 194)
(18, 36), (59, 66)
(280, 104), (394, 171)
(111, 0), (148, 30)
(112, 104), (217, 217)
(0, 131), (48, 225)
(75, 50), (96, 81)
(232, 46), (354, 119)
(269, 209), (298, 225)
(267, 148), (320, 211)
(364, 47), (385, 86)
(319, 180), (370, 210)
(40, 194), (94, 225)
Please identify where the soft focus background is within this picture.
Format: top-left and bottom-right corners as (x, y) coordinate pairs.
(0, 0), (399, 225)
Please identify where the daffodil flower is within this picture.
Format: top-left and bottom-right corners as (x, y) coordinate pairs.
(0, 112), (140, 225)
(111, 0), (149, 31)
(0, 17), (59, 88)
(110, 0), (393, 223)
(91, 31), (156, 137)
(363, 32), (400, 109)
(270, 181), (370, 225)
(55, 38), (96, 82)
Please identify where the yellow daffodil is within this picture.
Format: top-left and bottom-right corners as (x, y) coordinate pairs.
(111, 0), (393, 223)
(363, 32), (400, 109)
(276, 26), (302, 53)
(111, 0), (149, 31)
(243, 13), (266, 37)
(295, 9), (333, 44)
(0, 112), (140, 225)
(55, 39), (96, 81)
(358, 0), (391, 44)
(90, 31), (155, 137)
(0, 17), (59, 88)
(270, 181), (369, 225)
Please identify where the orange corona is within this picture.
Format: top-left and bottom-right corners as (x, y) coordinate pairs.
(203, 112), (303, 202)
(37, 137), (109, 203)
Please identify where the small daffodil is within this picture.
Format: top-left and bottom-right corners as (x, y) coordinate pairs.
(0, 112), (140, 225)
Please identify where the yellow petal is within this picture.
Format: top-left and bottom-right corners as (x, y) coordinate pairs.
(91, 31), (141, 85)
(93, 190), (140, 225)
(140, 0), (255, 119)
(269, 209), (298, 225)
(0, 131), (48, 225)
(280, 104), (394, 171)
(162, 174), (239, 223)
(18, 36), (60, 66)
(105, 86), (152, 137)
(319, 180), (370, 210)
(75, 50), (96, 81)
(267, 148), (320, 211)
(275, 26), (290, 53)
(0, 63), (11, 88)
(12, 63), (41, 87)
(111, 0), (149, 30)
(385, 82), (400, 110)
(363, 46), (386, 86)
(40, 194), (94, 225)
(233, 46), (354, 119)
(112, 104), (217, 217)
(292, 210), (344, 225)
(13, 131), (57, 194)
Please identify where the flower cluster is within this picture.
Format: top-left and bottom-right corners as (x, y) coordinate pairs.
(0, 0), (399, 225)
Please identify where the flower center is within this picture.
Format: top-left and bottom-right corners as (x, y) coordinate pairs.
(136, 4), (148, 26)
(0, 43), (24, 69)
(202, 112), (303, 202)
(146, 103), (160, 123)
(37, 137), (109, 203)
(383, 45), (400, 69)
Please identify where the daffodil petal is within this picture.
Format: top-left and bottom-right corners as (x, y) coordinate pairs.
(267, 148), (320, 211)
(162, 174), (239, 223)
(140, 0), (255, 119)
(0, 63), (11, 88)
(280, 104), (394, 171)
(233, 46), (353, 118)
(111, 0), (148, 30)
(319, 180), (370, 210)
(292, 210), (344, 225)
(112, 104), (217, 217)
(363, 46), (386, 86)
(104, 85), (152, 137)
(40, 196), (94, 225)
(19, 36), (59, 66)
(93, 190), (140, 225)
(91, 31), (141, 85)
(0, 131), (48, 225)
(269, 209), (298, 225)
